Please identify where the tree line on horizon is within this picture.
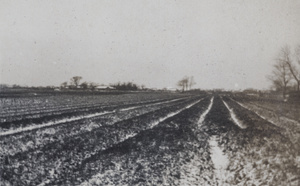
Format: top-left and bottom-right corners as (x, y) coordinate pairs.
(59, 75), (199, 92)
(60, 76), (146, 91)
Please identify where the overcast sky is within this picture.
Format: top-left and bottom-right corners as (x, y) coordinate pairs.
(1, 0), (300, 90)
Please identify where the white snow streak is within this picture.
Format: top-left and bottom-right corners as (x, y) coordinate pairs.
(148, 99), (203, 128)
(198, 97), (214, 124)
(0, 111), (112, 136)
(232, 99), (300, 129)
(120, 97), (186, 111)
(232, 99), (277, 125)
(222, 100), (247, 129)
(209, 136), (229, 185)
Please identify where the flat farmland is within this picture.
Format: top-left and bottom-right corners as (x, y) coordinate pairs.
(0, 92), (299, 185)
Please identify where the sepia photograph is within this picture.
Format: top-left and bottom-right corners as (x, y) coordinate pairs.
(0, 0), (300, 185)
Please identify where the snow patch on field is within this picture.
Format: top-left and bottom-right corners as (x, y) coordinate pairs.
(179, 151), (213, 185)
(148, 99), (203, 128)
(120, 97), (186, 111)
(233, 99), (300, 130)
(222, 100), (247, 129)
(234, 100), (268, 119)
(209, 136), (229, 185)
(0, 111), (112, 136)
(232, 99), (281, 127)
(198, 97), (214, 124)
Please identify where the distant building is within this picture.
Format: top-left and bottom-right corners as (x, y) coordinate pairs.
(96, 85), (115, 90)
(243, 88), (259, 97)
(165, 87), (178, 91)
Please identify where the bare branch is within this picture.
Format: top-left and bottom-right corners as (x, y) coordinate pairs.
(268, 55), (293, 97)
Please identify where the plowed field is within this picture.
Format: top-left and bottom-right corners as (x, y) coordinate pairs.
(1, 92), (299, 185)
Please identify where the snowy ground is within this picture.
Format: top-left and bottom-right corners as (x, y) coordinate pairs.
(1, 93), (299, 185)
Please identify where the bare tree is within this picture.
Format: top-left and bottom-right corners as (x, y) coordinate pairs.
(177, 76), (189, 92)
(177, 79), (185, 92)
(268, 58), (292, 98)
(294, 45), (300, 90)
(60, 82), (68, 89)
(70, 76), (82, 88)
(279, 46), (300, 91)
(80, 81), (89, 89)
(89, 82), (99, 90)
